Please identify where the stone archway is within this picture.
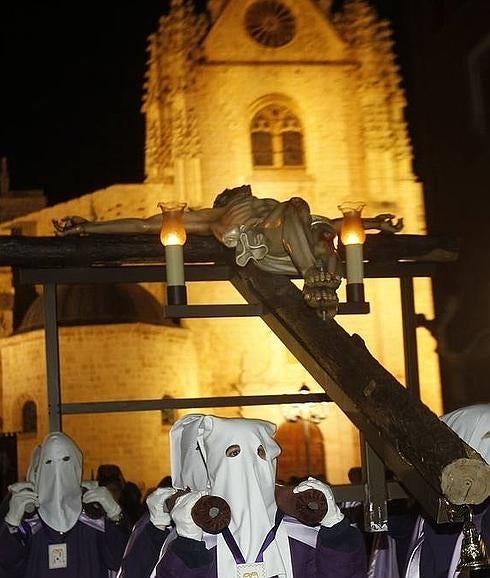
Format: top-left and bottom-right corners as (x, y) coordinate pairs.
(275, 420), (326, 484)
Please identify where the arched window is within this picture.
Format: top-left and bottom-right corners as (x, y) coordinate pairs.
(250, 104), (304, 168)
(22, 401), (37, 433)
(275, 420), (326, 483)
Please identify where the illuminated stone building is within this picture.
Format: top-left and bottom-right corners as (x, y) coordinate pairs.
(0, 0), (442, 491)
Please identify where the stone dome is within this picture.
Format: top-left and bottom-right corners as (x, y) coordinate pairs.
(16, 283), (176, 333)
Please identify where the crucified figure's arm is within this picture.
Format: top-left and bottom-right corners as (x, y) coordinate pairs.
(52, 215), (161, 236)
(52, 206), (229, 238)
(327, 213), (404, 234)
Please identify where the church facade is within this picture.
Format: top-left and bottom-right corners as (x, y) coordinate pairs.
(0, 0), (442, 491)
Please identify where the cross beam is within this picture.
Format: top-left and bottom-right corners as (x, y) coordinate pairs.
(230, 264), (489, 518)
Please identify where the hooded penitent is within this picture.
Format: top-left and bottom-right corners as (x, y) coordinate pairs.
(369, 404), (490, 578)
(198, 415), (294, 578)
(34, 432), (83, 533)
(402, 404), (490, 578)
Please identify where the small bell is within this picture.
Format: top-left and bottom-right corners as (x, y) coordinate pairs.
(457, 506), (490, 572)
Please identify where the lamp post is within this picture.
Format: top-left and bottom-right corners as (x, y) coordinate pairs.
(338, 202), (367, 304)
(158, 202), (187, 305)
(282, 384), (328, 477)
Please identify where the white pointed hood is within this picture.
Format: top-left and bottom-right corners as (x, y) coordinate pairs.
(170, 413), (209, 491)
(441, 403), (490, 463)
(35, 432), (83, 532)
(199, 416), (293, 578)
(26, 445), (41, 485)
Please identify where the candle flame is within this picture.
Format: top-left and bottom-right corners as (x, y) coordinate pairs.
(158, 202), (187, 246)
(338, 202), (366, 245)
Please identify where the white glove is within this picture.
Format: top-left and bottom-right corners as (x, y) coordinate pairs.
(171, 490), (206, 541)
(293, 476), (344, 528)
(81, 480), (98, 491)
(8, 481), (35, 493)
(146, 487), (177, 530)
(82, 484), (122, 521)
(5, 488), (39, 527)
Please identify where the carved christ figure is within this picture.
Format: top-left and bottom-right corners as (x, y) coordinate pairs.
(53, 185), (403, 317)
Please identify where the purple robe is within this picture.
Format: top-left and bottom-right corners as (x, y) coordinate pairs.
(416, 505), (489, 578)
(153, 517), (367, 578)
(367, 500), (420, 578)
(118, 511), (171, 578)
(368, 503), (490, 578)
(0, 511), (130, 578)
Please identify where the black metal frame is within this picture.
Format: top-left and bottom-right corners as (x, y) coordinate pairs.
(15, 260), (436, 528)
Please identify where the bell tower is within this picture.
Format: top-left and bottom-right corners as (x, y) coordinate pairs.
(141, 0), (441, 483)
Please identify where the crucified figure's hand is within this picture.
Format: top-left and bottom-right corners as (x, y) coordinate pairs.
(372, 214), (404, 233)
(52, 216), (89, 236)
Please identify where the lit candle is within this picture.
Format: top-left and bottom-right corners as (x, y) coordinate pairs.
(338, 202), (366, 303)
(158, 202), (187, 305)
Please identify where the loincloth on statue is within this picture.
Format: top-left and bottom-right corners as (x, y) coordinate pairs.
(222, 224), (298, 274)
(221, 216), (337, 275)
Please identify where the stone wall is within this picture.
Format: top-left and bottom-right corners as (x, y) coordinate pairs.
(0, 323), (200, 491)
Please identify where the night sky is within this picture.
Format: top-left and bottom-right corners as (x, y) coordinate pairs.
(2, 3), (169, 204)
(2, 1), (406, 207)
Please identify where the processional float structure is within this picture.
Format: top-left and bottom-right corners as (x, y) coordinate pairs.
(1, 230), (488, 532)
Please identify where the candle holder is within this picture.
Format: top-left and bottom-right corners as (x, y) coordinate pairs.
(338, 202), (368, 305)
(158, 202), (187, 306)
